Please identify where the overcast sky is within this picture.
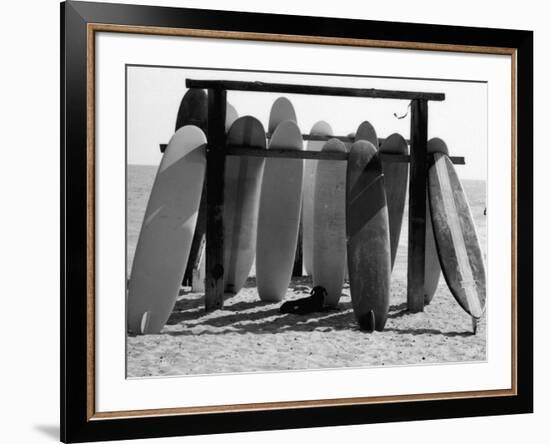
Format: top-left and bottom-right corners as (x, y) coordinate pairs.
(127, 65), (487, 180)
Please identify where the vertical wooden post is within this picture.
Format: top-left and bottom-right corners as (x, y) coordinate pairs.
(205, 88), (227, 311)
(407, 99), (428, 312)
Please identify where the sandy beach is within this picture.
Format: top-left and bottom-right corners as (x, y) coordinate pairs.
(126, 165), (486, 378)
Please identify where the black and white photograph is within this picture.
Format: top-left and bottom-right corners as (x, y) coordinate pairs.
(52, 2), (535, 442)
(0, 0), (541, 442)
(125, 66), (487, 377)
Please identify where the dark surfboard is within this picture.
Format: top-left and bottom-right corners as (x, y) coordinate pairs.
(223, 116), (266, 295)
(379, 133), (408, 270)
(177, 90), (239, 286)
(346, 141), (391, 332)
(355, 121), (378, 147)
(177, 89), (208, 286)
(175, 89), (207, 132)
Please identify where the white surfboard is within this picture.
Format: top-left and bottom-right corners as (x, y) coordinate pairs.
(312, 138), (348, 306)
(223, 116), (267, 295)
(256, 120), (304, 302)
(225, 103), (239, 131)
(266, 96), (303, 278)
(303, 121), (333, 276)
(127, 126), (207, 334)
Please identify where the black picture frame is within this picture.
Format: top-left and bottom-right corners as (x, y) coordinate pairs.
(61, 1), (533, 442)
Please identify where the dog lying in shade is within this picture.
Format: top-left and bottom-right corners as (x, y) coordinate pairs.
(279, 286), (327, 315)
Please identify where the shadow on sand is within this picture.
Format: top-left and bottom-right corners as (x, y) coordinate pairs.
(164, 278), (469, 338)
(384, 327), (473, 337)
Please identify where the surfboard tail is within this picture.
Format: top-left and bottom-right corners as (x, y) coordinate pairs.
(358, 310), (375, 333)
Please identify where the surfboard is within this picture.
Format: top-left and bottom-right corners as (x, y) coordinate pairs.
(268, 97), (297, 134)
(346, 140), (391, 332)
(225, 103), (239, 131)
(190, 102), (240, 289)
(380, 133), (408, 270)
(267, 96), (304, 277)
(175, 89), (207, 132)
(424, 137), (448, 304)
(313, 138), (347, 307)
(223, 116), (267, 295)
(424, 198), (439, 304)
(428, 152), (486, 320)
(177, 90), (208, 286)
(256, 120), (304, 302)
(192, 237), (206, 293)
(355, 121), (378, 147)
(127, 126), (207, 334)
(303, 121), (333, 276)
(181, 95), (238, 286)
(342, 131), (357, 282)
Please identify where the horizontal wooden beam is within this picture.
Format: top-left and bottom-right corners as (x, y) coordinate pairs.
(224, 145), (465, 164)
(293, 133), (354, 143)
(226, 146), (348, 160)
(186, 79), (445, 101)
(266, 133), (411, 145)
(159, 134), (407, 152)
(158, 143), (464, 164)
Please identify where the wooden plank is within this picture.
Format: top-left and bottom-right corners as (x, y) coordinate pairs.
(407, 99), (428, 313)
(224, 145), (465, 164)
(161, 143), (465, 165)
(165, 141), (470, 164)
(226, 146), (348, 160)
(267, 133), (411, 146)
(382, 155), (414, 164)
(204, 88), (227, 312)
(163, 139), (466, 162)
(186, 79), (445, 101)
(267, 133), (356, 143)
(302, 134), (354, 143)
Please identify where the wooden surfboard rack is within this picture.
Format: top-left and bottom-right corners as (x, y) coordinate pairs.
(160, 143), (465, 165)
(167, 79), (462, 313)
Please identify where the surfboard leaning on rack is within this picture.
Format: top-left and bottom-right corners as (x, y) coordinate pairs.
(346, 140), (391, 332)
(223, 116), (267, 296)
(428, 150), (486, 332)
(127, 126), (207, 334)
(256, 120), (304, 302)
